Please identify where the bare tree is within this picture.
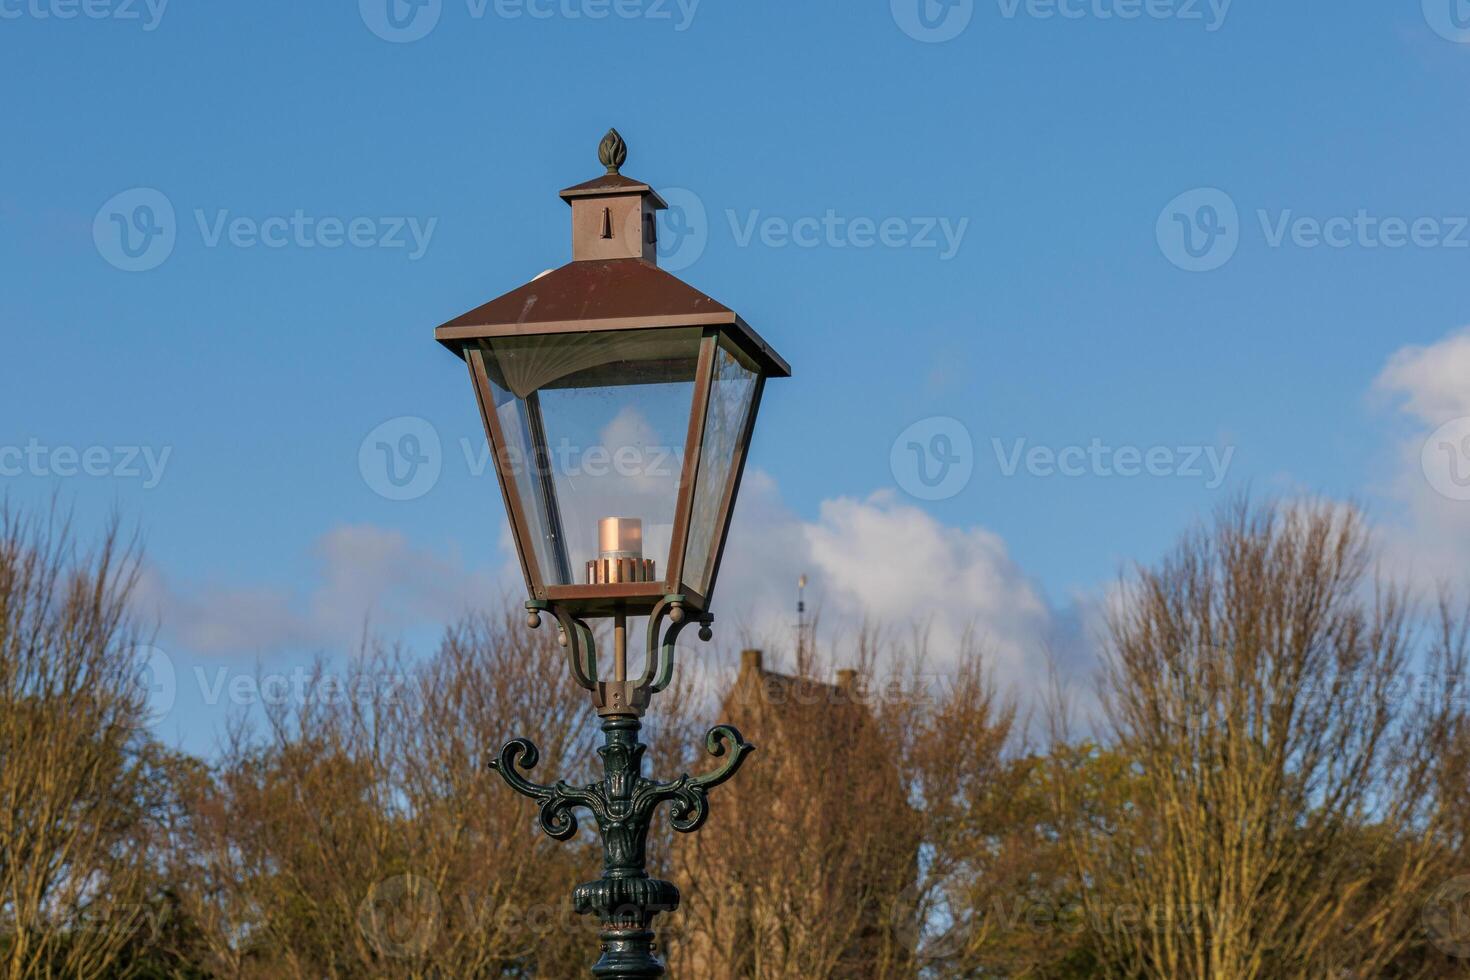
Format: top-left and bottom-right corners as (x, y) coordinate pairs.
(667, 626), (1032, 980)
(168, 609), (600, 978)
(881, 638), (1100, 979)
(0, 506), (156, 979)
(1053, 499), (1470, 979)
(21, 496), (1466, 979)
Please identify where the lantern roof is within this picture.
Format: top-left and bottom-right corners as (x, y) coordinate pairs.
(434, 128), (790, 378)
(558, 172), (669, 208)
(435, 258), (790, 377)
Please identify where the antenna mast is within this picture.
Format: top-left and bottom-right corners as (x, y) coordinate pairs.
(796, 574), (808, 662)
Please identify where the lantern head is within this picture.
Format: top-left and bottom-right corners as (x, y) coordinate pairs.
(436, 130), (789, 619)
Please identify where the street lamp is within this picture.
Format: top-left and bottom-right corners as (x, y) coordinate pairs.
(435, 129), (789, 978)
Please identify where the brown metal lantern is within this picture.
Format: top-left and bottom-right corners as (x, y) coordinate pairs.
(437, 130), (788, 628)
(436, 130), (787, 979)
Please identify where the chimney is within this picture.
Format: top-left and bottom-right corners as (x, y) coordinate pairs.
(559, 128), (666, 263)
(741, 649), (764, 674)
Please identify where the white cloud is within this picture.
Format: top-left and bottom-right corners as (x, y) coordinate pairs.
(135, 525), (509, 657)
(133, 476), (1098, 706)
(1375, 327), (1470, 425)
(712, 473), (1084, 696)
(1370, 326), (1470, 591)
(304, 525), (503, 642)
(132, 572), (307, 655)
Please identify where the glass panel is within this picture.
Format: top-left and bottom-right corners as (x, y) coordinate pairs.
(478, 329), (702, 587)
(682, 336), (760, 597)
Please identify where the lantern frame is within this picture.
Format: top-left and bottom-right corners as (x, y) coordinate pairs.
(436, 142), (789, 621)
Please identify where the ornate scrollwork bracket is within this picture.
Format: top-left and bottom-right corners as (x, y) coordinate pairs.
(490, 721), (753, 978)
(524, 596), (713, 718)
(489, 599), (751, 978)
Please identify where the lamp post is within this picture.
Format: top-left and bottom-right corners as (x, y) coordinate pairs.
(434, 129), (790, 978)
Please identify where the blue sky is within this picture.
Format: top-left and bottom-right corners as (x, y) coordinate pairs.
(5, 0), (1470, 754)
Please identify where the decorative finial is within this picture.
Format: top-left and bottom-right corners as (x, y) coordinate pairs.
(598, 128), (627, 175)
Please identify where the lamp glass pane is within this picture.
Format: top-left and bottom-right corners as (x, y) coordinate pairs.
(478, 329), (702, 587)
(682, 337), (760, 598)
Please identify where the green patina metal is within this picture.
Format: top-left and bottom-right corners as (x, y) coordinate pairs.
(598, 128), (628, 175)
(489, 599), (753, 978)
